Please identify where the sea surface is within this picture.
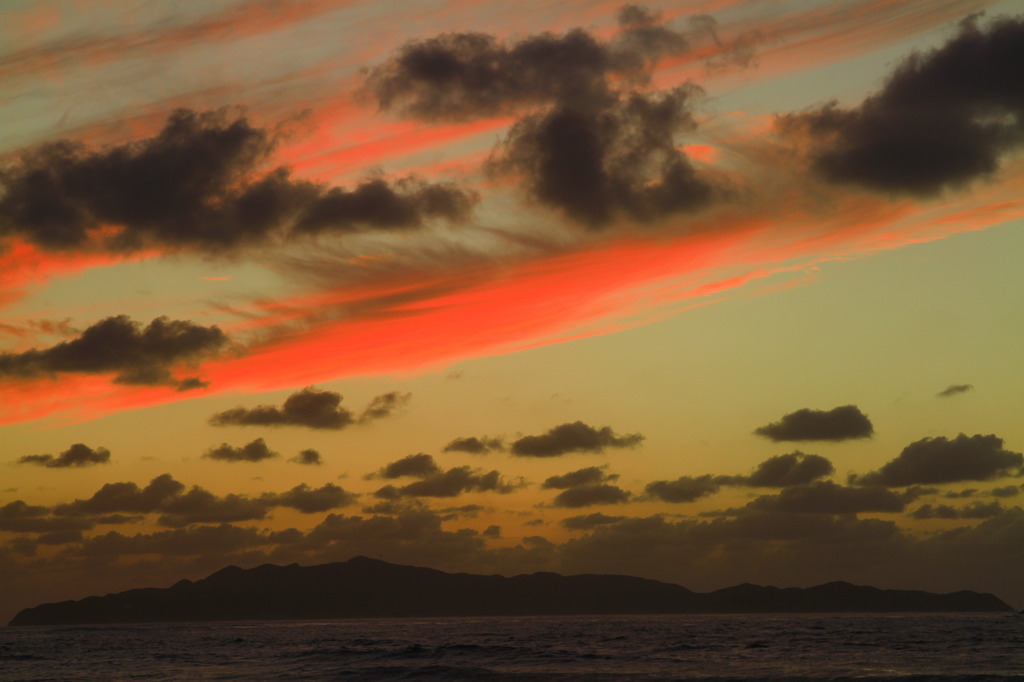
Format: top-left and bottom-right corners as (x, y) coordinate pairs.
(2, 613), (1023, 681)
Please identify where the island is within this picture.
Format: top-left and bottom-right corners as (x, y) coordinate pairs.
(8, 556), (1012, 625)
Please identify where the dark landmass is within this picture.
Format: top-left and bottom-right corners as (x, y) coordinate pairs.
(8, 556), (1012, 625)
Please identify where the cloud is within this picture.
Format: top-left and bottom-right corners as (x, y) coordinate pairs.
(747, 481), (906, 514)
(753, 405), (873, 442)
(0, 108), (477, 253)
(741, 451), (835, 487)
(54, 474), (186, 515)
(778, 15), (1024, 197)
(290, 449), (323, 466)
(203, 437), (278, 463)
(442, 436), (505, 454)
(561, 513), (627, 530)
(645, 475), (722, 503)
(210, 388), (411, 429)
(552, 484), (631, 508)
(542, 466), (617, 489)
(375, 465), (521, 498)
(374, 453), (442, 479)
(938, 384), (974, 398)
(854, 433), (1023, 486)
(365, 7), (713, 228)
(261, 483), (357, 514)
(210, 387), (354, 429)
(0, 500), (92, 533)
(909, 501), (1005, 520)
(156, 488), (269, 528)
(358, 391), (411, 422)
(17, 443), (110, 468)
(362, 5), (690, 121)
(488, 85), (712, 227)
(48, 473), (353, 528)
(0, 315), (228, 390)
(990, 485), (1021, 499)
(511, 420), (644, 457)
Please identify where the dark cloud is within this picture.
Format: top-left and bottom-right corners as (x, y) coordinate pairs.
(778, 15), (1024, 197)
(209, 387), (354, 429)
(754, 405), (873, 442)
(203, 438), (278, 463)
(748, 481), (906, 514)
(291, 449), (323, 466)
(0, 315), (228, 390)
(561, 513), (627, 530)
(442, 436), (504, 454)
(511, 420), (644, 457)
(437, 504), (486, 520)
(645, 475), (722, 503)
(482, 525), (502, 539)
(357, 391), (411, 422)
(262, 483), (357, 514)
(49, 473), (353, 528)
(365, 8), (713, 228)
(552, 484), (631, 508)
(375, 465), (520, 498)
(990, 485), (1021, 498)
(375, 453), (442, 479)
(938, 384), (974, 398)
(210, 388), (411, 429)
(489, 85), (712, 227)
(742, 451), (835, 487)
(362, 5), (690, 121)
(157, 488), (268, 528)
(854, 433), (1023, 486)
(910, 501), (1005, 520)
(54, 474), (186, 515)
(0, 500), (91, 533)
(17, 443), (110, 468)
(542, 466), (617, 489)
(0, 108), (476, 253)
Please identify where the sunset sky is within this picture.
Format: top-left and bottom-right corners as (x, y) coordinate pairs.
(2, 0), (1024, 624)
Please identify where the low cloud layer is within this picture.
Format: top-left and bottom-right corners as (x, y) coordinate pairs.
(542, 466), (617, 489)
(552, 484), (631, 508)
(0, 108), (477, 254)
(854, 433), (1023, 486)
(17, 443), (110, 468)
(747, 481), (906, 515)
(375, 465), (521, 499)
(374, 453), (442, 479)
(0, 315), (227, 390)
(754, 405), (873, 442)
(646, 475), (722, 503)
(741, 451), (834, 487)
(909, 501), (1004, 520)
(443, 436), (505, 454)
(291, 449), (323, 466)
(511, 421), (644, 457)
(14, 474), (357, 531)
(780, 15), (1024, 197)
(210, 388), (409, 430)
(203, 438), (278, 463)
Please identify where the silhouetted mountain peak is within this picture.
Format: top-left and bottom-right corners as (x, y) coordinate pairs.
(9, 558), (1012, 626)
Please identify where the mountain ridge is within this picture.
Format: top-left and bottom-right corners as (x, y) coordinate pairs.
(8, 556), (1012, 625)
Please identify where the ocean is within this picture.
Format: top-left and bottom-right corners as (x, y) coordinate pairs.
(2, 613), (1023, 681)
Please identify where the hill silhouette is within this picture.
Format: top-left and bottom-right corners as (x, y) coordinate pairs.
(8, 556), (1012, 625)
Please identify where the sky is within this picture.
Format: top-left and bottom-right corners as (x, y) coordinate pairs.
(2, 0), (1023, 624)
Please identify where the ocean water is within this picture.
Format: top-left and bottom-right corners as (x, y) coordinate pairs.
(2, 613), (1023, 681)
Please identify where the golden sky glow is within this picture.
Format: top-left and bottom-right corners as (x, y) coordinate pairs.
(2, 0), (1023, 624)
